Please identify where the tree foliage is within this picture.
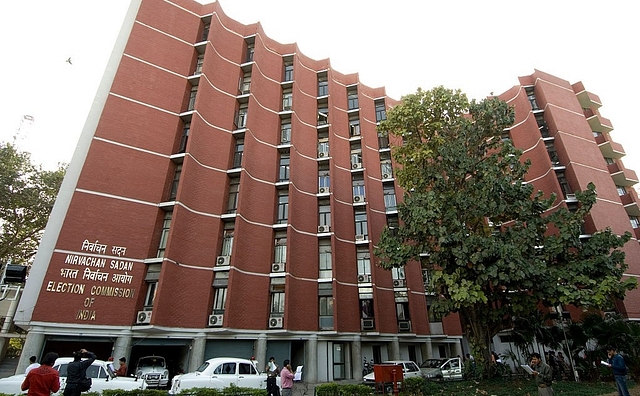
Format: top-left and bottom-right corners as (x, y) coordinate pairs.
(0, 142), (65, 268)
(374, 86), (636, 375)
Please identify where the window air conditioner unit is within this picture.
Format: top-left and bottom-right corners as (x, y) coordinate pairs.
(393, 279), (406, 288)
(353, 195), (364, 203)
(361, 318), (375, 330)
(319, 187), (329, 194)
(269, 316), (283, 329)
(209, 314), (224, 327)
(137, 310), (152, 324)
(352, 163), (362, 170)
(271, 263), (285, 273)
(355, 235), (366, 242)
(318, 151), (326, 158)
(216, 255), (231, 266)
(358, 274), (371, 283)
(318, 225), (330, 233)
(398, 321), (412, 332)
(382, 173), (391, 179)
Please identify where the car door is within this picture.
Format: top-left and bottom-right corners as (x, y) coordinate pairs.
(237, 362), (266, 389)
(402, 362), (421, 379)
(212, 362), (238, 388)
(441, 358), (462, 380)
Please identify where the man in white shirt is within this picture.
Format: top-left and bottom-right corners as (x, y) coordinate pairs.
(25, 356), (40, 374)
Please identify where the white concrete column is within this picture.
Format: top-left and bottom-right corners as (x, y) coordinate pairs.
(389, 337), (400, 361)
(112, 330), (133, 366)
(352, 335), (362, 381)
(189, 333), (206, 372)
(17, 328), (45, 374)
(421, 338), (433, 360)
(305, 334), (317, 383)
(254, 334), (267, 372)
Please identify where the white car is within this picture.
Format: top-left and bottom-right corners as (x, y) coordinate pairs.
(363, 360), (422, 383)
(0, 357), (146, 395)
(169, 357), (278, 395)
(419, 357), (464, 381)
(135, 356), (169, 388)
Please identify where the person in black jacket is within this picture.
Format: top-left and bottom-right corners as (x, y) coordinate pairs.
(64, 349), (96, 396)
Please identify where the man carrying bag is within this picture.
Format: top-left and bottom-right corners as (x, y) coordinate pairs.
(64, 349), (96, 396)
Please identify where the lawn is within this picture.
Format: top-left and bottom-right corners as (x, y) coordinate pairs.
(419, 378), (635, 396)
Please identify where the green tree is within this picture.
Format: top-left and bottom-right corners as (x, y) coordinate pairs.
(0, 142), (65, 269)
(375, 86), (636, 376)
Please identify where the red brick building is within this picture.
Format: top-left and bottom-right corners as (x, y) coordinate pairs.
(11, 1), (640, 382)
(13, 0), (463, 381)
(498, 70), (640, 320)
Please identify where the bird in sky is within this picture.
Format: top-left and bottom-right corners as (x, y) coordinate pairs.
(66, 57), (73, 65)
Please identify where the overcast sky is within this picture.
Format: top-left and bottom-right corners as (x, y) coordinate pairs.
(1, 1), (638, 178)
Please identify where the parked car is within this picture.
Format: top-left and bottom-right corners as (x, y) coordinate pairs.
(419, 357), (464, 381)
(362, 360), (422, 383)
(0, 357), (146, 395)
(135, 356), (169, 388)
(168, 357), (279, 395)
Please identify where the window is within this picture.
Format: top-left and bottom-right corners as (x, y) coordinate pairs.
(280, 120), (292, 144)
(630, 216), (640, 229)
(284, 62), (293, 82)
(381, 161), (393, 179)
(156, 212), (172, 258)
(427, 296), (441, 323)
(423, 269), (435, 294)
(396, 302), (410, 320)
(221, 229), (234, 256)
(235, 104), (248, 129)
(525, 86), (539, 111)
(319, 201), (331, 227)
(279, 152), (290, 182)
(317, 106), (328, 126)
(274, 232), (287, 264)
(270, 280), (285, 314)
(356, 249), (371, 276)
(169, 165), (182, 200)
(352, 178), (365, 198)
(383, 185), (397, 211)
(375, 100), (386, 122)
(144, 281), (157, 308)
(195, 54), (204, 75)
(318, 74), (328, 97)
(319, 240), (332, 278)
(349, 117), (360, 136)
(201, 23), (210, 42)
(233, 139), (244, 168)
(545, 141), (560, 165)
(604, 157), (615, 165)
(282, 89), (292, 111)
(319, 295), (334, 329)
(227, 177), (240, 213)
(360, 299), (374, 318)
(378, 132), (389, 149)
(318, 170), (330, 191)
(277, 192), (288, 224)
(617, 185), (627, 196)
(347, 87), (358, 110)
(318, 139), (329, 157)
(239, 72), (251, 94)
(187, 86), (198, 111)
(245, 42), (254, 63)
(392, 267), (405, 280)
(212, 287), (227, 313)
(350, 142), (362, 168)
(355, 209), (368, 239)
(178, 123), (190, 153)
(555, 171), (572, 199)
(535, 113), (549, 138)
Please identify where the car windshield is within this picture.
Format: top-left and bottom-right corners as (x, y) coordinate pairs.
(138, 357), (165, 368)
(420, 359), (445, 368)
(55, 364), (107, 379)
(195, 362), (209, 373)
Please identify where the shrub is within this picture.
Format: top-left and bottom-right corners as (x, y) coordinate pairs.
(338, 384), (371, 396)
(315, 383), (340, 396)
